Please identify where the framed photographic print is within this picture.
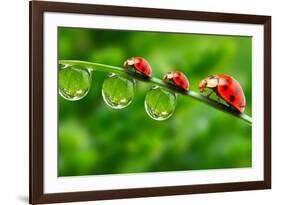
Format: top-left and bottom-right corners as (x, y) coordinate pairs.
(29, 0), (271, 204)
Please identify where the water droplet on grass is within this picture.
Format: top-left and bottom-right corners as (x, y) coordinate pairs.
(144, 86), (176, 121)
(102, 74), (135, 109)
(59, 65), (92, 101)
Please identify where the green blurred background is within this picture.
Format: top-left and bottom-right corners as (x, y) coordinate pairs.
(58, 27), (252, 176)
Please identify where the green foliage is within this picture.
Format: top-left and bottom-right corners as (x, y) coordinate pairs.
(58, 27), (252, 176)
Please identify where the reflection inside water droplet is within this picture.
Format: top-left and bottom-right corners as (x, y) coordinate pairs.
(144, 86), (177, 121)
(59, 64), (92, 101)
(102, 74), (135, 109)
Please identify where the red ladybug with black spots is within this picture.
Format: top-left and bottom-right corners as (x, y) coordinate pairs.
(199, 74), (246, 113)
(163, 71), (189, 91)
(123, 57), (152, 78)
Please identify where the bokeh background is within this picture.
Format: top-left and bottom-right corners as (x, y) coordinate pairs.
(58, 27), (252, 176)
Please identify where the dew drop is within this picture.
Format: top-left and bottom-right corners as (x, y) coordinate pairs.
(59, 65), (92, 101)
(144, 86), (177, 121)
(102, 74), (135, 109)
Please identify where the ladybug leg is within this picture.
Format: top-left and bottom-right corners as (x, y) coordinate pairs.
(206, 90), (214, 98)
(213, 92), (221, 105)
(217, 96), (221, 104)
(125, 65), (135, 73)
(226, 102), (237, 111)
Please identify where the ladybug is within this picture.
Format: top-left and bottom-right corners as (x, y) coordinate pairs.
(163, 71), (189, 91)
(199, 74), (246, 113)
(123, 57), (152, 78)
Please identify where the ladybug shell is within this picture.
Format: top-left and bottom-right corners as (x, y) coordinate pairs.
(215, 74), (246, 113)
(129, 57), (152, 77)
(172, 71), (189, 91)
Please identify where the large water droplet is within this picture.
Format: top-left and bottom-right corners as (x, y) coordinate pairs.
(59, 65), (92, 101)
(144, 86), (177, 121)
(102, 74), (135, 109)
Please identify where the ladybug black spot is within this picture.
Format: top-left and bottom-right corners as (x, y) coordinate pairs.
(229, 94), (235, 102)
(223, 85), (228, 91)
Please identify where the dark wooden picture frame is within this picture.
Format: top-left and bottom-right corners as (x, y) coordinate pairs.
(30, 1), (271, 204)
